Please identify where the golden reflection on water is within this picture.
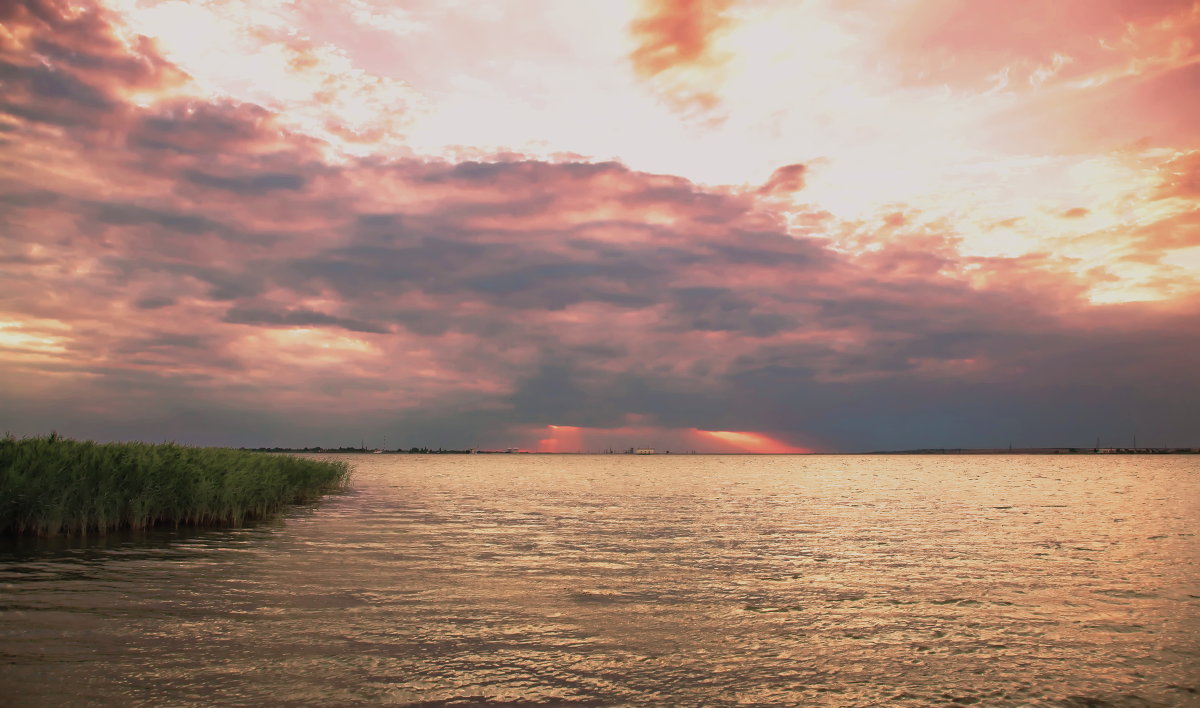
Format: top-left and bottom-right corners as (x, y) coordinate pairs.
(2, 455), (1198, 706)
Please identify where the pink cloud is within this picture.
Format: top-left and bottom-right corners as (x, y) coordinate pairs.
(1155, 149), (1200, 200)
(628, 0), (733, 111)
(629, 0), (731, 73)
(883, 0), (1198, 90)
(757, 164), (807, 196)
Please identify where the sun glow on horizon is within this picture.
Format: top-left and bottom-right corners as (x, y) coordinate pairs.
(694, 430), (811, 454)
(528, 423), (812, 454)
(536, 424), (583, 453)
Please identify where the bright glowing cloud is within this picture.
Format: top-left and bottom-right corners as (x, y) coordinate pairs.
(0, 320), (70, 356)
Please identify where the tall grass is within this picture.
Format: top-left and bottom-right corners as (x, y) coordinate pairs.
(0, 433), (350, 536)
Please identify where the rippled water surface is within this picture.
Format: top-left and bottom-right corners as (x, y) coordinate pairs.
(2, 454), (1198, 706)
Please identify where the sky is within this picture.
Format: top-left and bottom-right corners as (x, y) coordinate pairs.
(1, 0), (1198, 453)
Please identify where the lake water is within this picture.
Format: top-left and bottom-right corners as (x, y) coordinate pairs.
(2, 454), (1198, 706)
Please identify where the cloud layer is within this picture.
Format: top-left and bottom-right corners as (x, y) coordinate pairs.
(1, 0), (1198, 451)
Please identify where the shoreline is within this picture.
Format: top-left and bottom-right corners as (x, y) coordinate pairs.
(1, 435), (349, 537)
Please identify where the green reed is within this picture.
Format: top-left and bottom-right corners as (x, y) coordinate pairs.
(0, 433), (350, 536)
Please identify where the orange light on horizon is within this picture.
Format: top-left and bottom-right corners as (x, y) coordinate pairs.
(536, 424), (583, 453)
(694, 429), (810, 454)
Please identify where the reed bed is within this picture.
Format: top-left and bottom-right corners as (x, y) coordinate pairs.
(0, 434), (350, 536)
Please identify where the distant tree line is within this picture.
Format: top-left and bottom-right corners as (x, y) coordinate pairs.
(240, 446), (477, 454)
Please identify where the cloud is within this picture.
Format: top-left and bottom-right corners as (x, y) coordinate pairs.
(628, 0), (733, 111)
(629, 0), (733, 76)
(1155, 149), (1200, 200)
(1, 0), (1198, 452)
(882, 0), (1198, 91)
(0, 0), (186, 136)
(100, 0), (423, 153)
(223, 306), (391, 335)
(758, 164), (806, 196)
(870, 0), (1200, 163)
(184, 169), (308, 194)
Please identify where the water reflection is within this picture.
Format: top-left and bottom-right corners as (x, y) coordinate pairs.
(2, 455), (1198, 706)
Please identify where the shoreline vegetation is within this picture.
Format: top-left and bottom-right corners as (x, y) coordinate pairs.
(1, 434), (349, 537)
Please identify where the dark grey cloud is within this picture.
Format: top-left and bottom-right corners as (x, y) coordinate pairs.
(133, 295), (178, 310)
(184, 170), (308, 194)
(667, 287), (792, 336)
(92, 201), (225, 234)
(223, 306), (390, 335)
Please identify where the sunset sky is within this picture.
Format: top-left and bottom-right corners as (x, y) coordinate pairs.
(1, 0), (1198, 452)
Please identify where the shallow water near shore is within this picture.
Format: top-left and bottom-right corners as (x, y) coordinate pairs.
(2, 454), (1198, 706)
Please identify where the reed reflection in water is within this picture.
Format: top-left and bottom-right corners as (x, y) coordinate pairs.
(2, 454), (1198, 706)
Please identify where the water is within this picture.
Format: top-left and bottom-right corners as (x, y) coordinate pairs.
(2, 454), (1198, 706)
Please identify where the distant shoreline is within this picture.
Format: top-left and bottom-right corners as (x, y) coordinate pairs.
(245, 447), (1199, 455)
(867, 447), (1199, 455)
